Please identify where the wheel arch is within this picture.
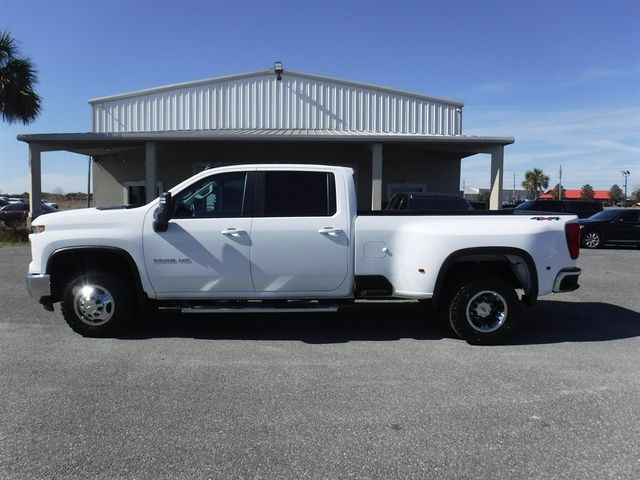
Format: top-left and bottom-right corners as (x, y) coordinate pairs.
(432, 247), (539, 308)
(46, 246), (148, 308)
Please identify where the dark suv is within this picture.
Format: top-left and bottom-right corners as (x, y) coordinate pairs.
(512, 199), (603, 218)
(385, 193), (473, 211)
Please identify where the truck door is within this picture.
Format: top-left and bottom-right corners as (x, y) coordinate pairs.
(143, 171), (255, 297)
(249, 170), (351, 295)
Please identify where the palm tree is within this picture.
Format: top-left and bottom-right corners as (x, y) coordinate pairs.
(521, 168), (550, 199)
(0, 30), (41, 124)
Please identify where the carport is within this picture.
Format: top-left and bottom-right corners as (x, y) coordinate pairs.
(18, 130), (513, 221)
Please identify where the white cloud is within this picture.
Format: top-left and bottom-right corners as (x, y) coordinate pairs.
(559, 67), (640, 87)
(462, 106), (640, 189)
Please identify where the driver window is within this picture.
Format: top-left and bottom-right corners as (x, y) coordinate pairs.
(173, 172), (247, 218)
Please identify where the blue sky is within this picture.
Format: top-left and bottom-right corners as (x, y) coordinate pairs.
(1, 0), (639, 194)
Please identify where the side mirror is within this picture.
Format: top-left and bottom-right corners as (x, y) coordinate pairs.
(153, 192), (173, 232)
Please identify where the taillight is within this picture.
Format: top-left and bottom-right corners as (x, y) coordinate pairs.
(565, 223), (580, 259)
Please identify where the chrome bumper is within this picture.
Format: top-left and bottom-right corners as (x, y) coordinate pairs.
(26, 273), (53, 309)
(553, 267), (581, 293)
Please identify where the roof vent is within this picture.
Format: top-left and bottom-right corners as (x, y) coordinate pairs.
(274, 61), (283, 81)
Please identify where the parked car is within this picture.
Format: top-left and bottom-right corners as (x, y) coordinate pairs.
(0, 197), (9, 207)
(385, 192), (473, 211)
(578, 209), (640, 248)
(511, 199), (603, 219)
(0, 203), (57, 225)
(42, 199), (59, 209)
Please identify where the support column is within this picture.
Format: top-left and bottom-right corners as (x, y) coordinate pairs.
(145, 142), (157, 203)
(28, 144), (43, 225)
(371, 143), (383, 210)
(489, 146), (504, 210)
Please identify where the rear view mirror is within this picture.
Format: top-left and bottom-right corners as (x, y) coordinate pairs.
(153, 192), (173, 232)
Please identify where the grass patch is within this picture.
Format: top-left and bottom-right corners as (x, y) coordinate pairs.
(0, 221), (30, 246)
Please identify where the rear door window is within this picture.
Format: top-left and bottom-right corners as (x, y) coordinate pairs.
(256, 171), (336, 217)
(619, 211), (640, 222)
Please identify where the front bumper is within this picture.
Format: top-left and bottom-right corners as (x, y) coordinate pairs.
(26, 273), (54, 310)
(553, 267), (581, 293)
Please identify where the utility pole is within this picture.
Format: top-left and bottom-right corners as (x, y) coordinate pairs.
(512, 172), (516, 202)
(558, 165), (563, 200)
(621, 170), (631, 205)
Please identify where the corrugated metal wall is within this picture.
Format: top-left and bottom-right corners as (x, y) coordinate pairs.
(92, 73), (462, 135)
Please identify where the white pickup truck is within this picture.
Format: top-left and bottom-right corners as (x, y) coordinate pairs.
(27, 164), (582, 344)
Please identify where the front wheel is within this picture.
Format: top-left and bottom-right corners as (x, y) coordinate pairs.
(61, 271), (135, 337)
(581, 230), (601, 249)
(448, 276), (519, 345)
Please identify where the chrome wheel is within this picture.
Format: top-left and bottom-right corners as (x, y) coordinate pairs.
(465, 290), (508, 333)
(583, 231), (600, 249)
(73, 284), (115, 326)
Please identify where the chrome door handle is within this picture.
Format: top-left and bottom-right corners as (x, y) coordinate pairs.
(318, 227), (342, 236)
(221, 228), (246, 236)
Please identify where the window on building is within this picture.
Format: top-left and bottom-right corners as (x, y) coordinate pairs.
(124, 181), (163, 206)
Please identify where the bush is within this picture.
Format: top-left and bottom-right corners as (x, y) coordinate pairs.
(0, 220), (30, 243)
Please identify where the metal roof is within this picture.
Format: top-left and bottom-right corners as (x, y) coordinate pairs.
(17, 130), (514, 157)
(90, 69), (465, 135)
(18, 129), (513, 143)
(89, 69), (464, 107)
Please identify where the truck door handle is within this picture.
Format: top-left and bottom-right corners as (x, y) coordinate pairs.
(221, 228), (246, 236)
(318, 227), (342, 236)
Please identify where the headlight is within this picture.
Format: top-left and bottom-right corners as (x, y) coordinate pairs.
(31, 225), (45, 234)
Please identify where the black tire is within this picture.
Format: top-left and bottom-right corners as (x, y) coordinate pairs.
(581, 230), (601, 249)
(448, 276), (519, 345)
(61, 271), (135, 337)
(438, 288), (463, 339)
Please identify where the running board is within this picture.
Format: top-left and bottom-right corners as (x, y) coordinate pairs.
(180, 305), (339, 314)
(180, 306), (338, 313)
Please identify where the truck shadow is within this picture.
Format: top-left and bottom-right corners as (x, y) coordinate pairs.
(133, 302), (443, 343)
(128, 300), (640, 345)
(509, 300), (640, 345)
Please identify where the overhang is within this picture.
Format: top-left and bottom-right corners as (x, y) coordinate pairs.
(17, 129), (513, 157)
(19, 128), (512, 220)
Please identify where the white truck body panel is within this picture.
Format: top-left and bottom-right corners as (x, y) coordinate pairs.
(354, 215), (572, 298)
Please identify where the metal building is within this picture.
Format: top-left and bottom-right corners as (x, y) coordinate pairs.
(19, 63), (513, 217)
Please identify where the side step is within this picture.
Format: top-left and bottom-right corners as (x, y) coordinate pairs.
(158, 300), (341, 314)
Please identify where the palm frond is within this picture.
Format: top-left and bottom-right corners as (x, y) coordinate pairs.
(0, 31), (41, 124)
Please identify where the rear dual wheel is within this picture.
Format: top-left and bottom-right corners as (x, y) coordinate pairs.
(440, 276), (519, 345)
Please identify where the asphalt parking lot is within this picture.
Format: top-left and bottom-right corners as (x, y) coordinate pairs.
(1, 245), (639, 479)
